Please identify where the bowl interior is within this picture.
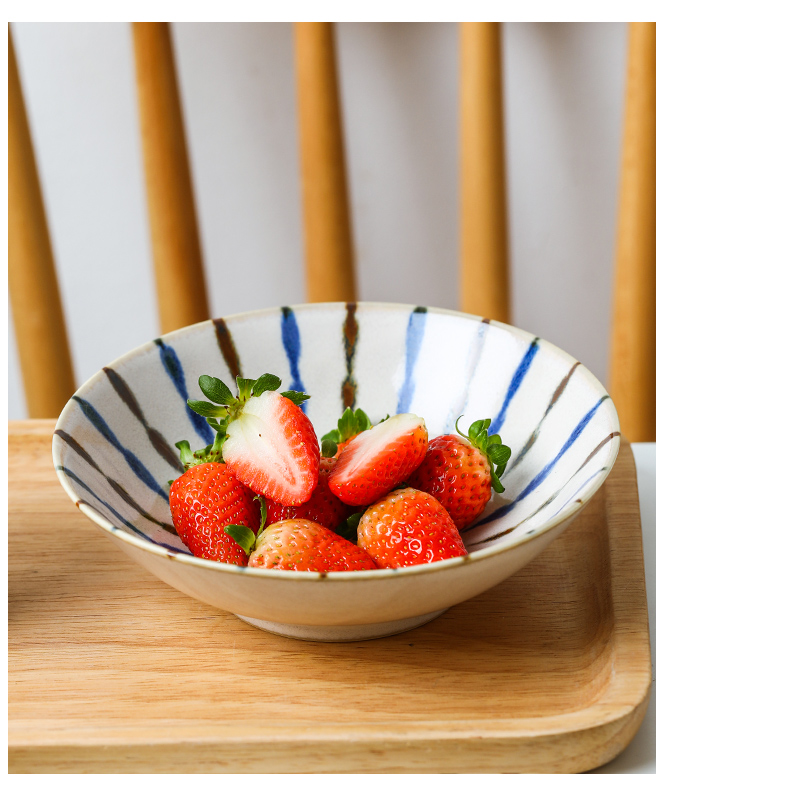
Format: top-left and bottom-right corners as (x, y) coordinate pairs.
(53, 303), (619, 566)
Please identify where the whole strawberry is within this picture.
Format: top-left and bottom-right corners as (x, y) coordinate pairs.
(169, 439), (262, 566)
(243, 519), (378, 572)
(320, 406), (372, 457)
(407, 418), (511, 529)
(328, 413), (428, 506)
(356, 487), (467, 569)
(187, 373), (319, 506)
(265, 456), (353, 532)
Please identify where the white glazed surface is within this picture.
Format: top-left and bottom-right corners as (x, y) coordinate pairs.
(53, 303), (620, 639)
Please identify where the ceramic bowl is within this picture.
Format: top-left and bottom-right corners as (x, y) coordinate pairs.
(53, 302), (620, 641)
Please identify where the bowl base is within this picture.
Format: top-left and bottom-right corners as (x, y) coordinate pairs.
(235, 609), (448, 642)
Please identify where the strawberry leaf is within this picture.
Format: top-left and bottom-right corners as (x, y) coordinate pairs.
(356, 409), (371, 432)
(224, 524), (257, 555)
(281, 390), (310, 406)
(252, 374), (282, 397)
(336, 511), (363, 544)
(322, 407), (373, 453)
(253, 495), (267, 534)
(199, 375), (235, 405)
(236, 377), (256, 401)
(455, 415), (512, 491)
(187, 399), (228, 419)
(488, 444), (511, 466)
(322, 438), (338, 458)
(338, 407), (356, 440)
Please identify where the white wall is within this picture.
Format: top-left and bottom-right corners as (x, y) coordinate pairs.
(8, 22), (627, 419)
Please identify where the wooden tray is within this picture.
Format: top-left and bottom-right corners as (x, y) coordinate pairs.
(9, 420), (651, 773)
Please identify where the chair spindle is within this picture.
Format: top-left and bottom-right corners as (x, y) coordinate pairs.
(609, 22), (656, 442)
(9, 28), (76, 418)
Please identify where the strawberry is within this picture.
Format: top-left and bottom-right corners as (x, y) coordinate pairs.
(169, 438), (262, 566)
(407, 418), (512, 529)
(328, 413), (429, 506)
(320, 406), (372, 457)
(231, 518), (378, 572)
(264, 456), (353, 532)
(356, 487), (467, 569)
(187, 373), (319, 506)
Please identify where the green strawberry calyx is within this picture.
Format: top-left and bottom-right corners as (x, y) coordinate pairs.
(186, 373), (311, 457)
(174, 432), (226, 471)
(321, 406), (372, 457)
(224, 496), (267, 556)
(455, 416), (512, 494)
(336, 511), (364, 544)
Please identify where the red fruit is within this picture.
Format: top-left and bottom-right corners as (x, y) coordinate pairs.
(169, 461), (261, 566)
(407, 419), (512, 529)
(328, 413), (429, 506)
(222, 390), (319, 505)
(356, 487), (467, 569)
(265, 456), (353, 532)
(248, 519), (378, 572)
(187, 374), (320, 506)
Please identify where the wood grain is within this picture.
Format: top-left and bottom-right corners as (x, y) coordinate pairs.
(459, 22), (511, 324)
(132, 22), (210, 335)
(609, 22), (656, 442)
(294, 22), (357, 303)
(9, 420), (650, 773)
(8, 30), (76, 418)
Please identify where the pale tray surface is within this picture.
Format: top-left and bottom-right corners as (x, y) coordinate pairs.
(9, 420), (651, 773)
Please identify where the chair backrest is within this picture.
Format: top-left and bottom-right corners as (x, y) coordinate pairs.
(8, 22), (655, 441)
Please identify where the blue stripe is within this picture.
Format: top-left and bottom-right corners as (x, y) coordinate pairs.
(397, 306), (428, 414)
(490, 338), (540, 435)
(154, 339), (214, 444)
(72, 397), (169, 501)
(57, 465), (188, 553)
(473, 396), (609, 527)
(281, 306), (307, 412)
(444, 318), (490, 433)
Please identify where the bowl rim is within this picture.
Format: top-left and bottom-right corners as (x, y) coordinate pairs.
(52, 301), (620, 582)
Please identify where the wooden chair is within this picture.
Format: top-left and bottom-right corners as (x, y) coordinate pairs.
(9, 22), (655, 441)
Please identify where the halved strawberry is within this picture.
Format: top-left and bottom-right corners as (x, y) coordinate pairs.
(264, 456), (353, 532)
(229, 518), (378, 572)
(187, 374), (319, 506)
(327, 413), (429, 506)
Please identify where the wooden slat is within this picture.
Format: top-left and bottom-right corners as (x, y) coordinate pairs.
(609, 22), (656, 442)
(132, 22), (210, 334)
(293, 22), (357, 303)
(459, 22), (511, 324)
(8, 29), (76, 418)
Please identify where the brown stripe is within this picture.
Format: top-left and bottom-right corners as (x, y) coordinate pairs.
(509, 361), (582, 472)
(103, 367), (182, 472)
(213, 317), (242, 381)
(55, 429), (177, 534)
(341, 302), (358, 409)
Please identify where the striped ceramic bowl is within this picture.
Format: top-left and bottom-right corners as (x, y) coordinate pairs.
(53, 303), (620, 641)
